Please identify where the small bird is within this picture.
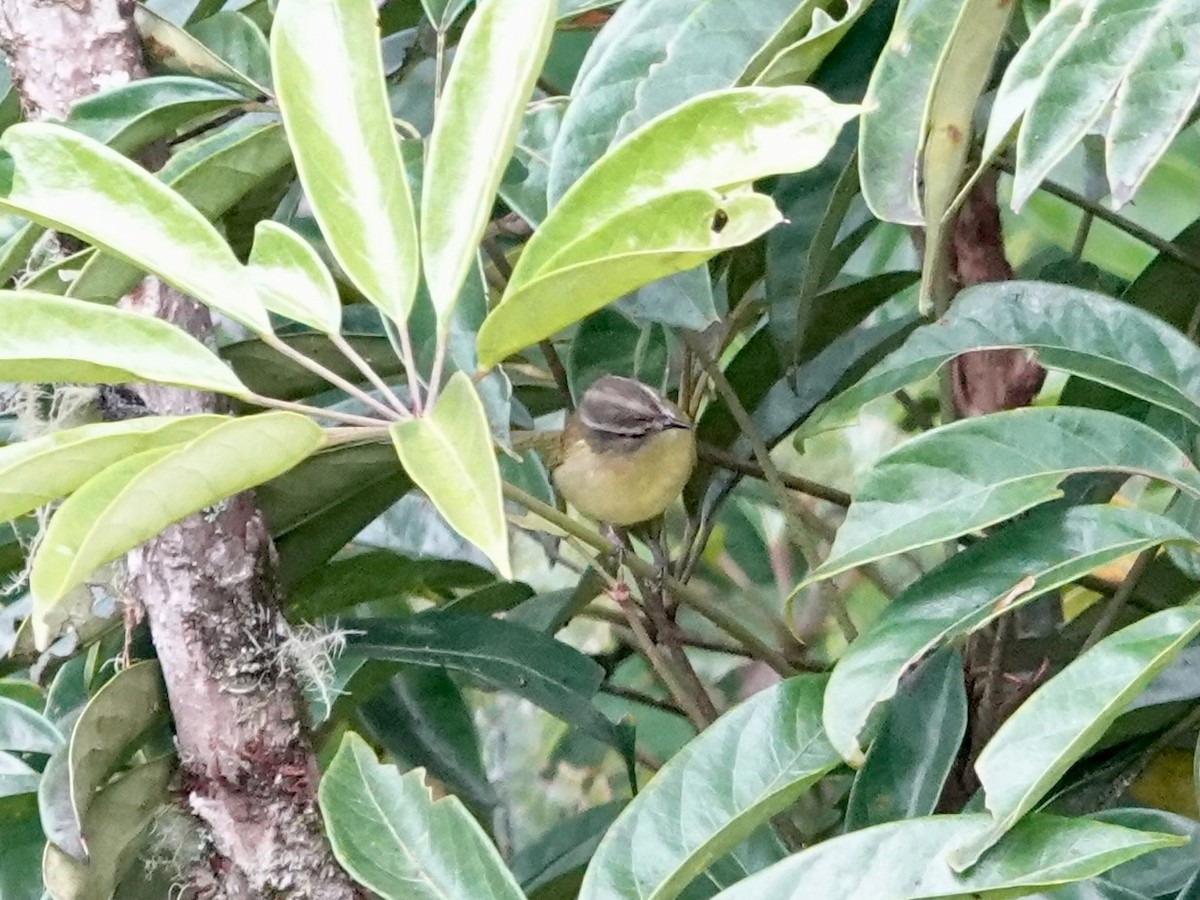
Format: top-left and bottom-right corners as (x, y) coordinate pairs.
(518, 375), (696, 526)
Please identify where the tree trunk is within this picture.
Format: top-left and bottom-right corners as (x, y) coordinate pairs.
(0, 4), (360, 897)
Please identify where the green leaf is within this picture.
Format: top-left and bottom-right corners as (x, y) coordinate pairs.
(187, 11), (272, 91)
(805, 407), (1200, 586)
(319, 731), (524, 900)
(748, 0), (879, 87)
(389, 371), (510, 578)
(64, 75), (247, 154)
(949, 605), (1200, 870)
(500, 97), (567, 228)
(808, 281), (1200, 435)
(158, 117), (292, 220)
(547, 0), (806, 205)
(43, 756), (173, 900)
(567, 309), (668, 401)
(421, 0), (554, 329)
(134, 5), (264, 95)
(579, 676), (840, 900)
(1122, 218), (1200, 333)
(1091, 809), (1200, 897)
(263, 445), (414, 587)
(0, 752), (40, 800)
(248, 221), (342, 334)
(41, 120), (292, 306)
(523, 86), (856, 290)
(480, 190), (780, 365)
(714, 814), (1186, 899)
(271, 0), (420, 323)
(857, 0), (961, 224)
(0, 123), (270, 332)
(30, 413), (322, 607)
(419, 0), (473, 29)
(0, 291), (250, 397)
(359, 666), (497, 815)
(843, 648), (966, 831)
(0, 697), (62, 756)
(480, 86), (857, 365)
(342, 611), (632, 757)
(0, 793), (45, 900)
(286, 549), (491, 620)
(0, 416), (226, 522)
(67, 661), (168, 848)
(994, 0), (1200, 208)
(512, 801), (626, 900)
(822, 505), (1195, 765)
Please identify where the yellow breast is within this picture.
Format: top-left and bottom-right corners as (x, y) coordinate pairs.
(552, 428), (696, 525)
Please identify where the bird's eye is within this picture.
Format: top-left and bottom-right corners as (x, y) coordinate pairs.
(711, 209), (728, 233)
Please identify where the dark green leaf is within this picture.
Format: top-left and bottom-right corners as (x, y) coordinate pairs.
(343, 612), (633, 758)
(359, 666), (496, 814)
(287, 549), (491, 621)
(512, 801), (626, 899)
(844, 647), (966, 831)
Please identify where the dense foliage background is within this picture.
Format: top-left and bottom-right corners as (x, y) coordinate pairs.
(1, 0), (1199, 897)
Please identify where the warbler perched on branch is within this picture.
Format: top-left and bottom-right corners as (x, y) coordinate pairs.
(516, 375), (696, 526)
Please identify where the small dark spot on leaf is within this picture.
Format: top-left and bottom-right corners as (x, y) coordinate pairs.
(711, 209), (728, 233)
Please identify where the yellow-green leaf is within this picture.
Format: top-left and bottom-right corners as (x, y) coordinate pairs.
(0, 123), (269, 333)
(0, 415), (227, 522)
(478, 190), (781, 365)
(512, 87), (857, 288)
(248, 220), (343, 334)
(30, 413), (323, 607)
(421, 0), (555, 331)
(0, 291), (251, 397)
(390, 372), (511, 579)
(271, 0), (419, 323)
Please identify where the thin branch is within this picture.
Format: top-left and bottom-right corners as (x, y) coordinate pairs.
(682, 332), (857, 643)
(433, 29), (447, 110)
(583, 606), (785, 661)
(586, 557), (713, 731)
(502, 482), (798, 676)
(320, 426), (392, 447)
(388, 317), (427, 415)
(263, 333), (403, 421)
(698, 443), (851, 507)
(1082, 546), (1157, 652)
(243, 393), (389, 428)
(330, 332), (411, 417)
(598, 682), (688, 718)
(631, 537), (719, 726)
(994, 156), (1200, 275)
